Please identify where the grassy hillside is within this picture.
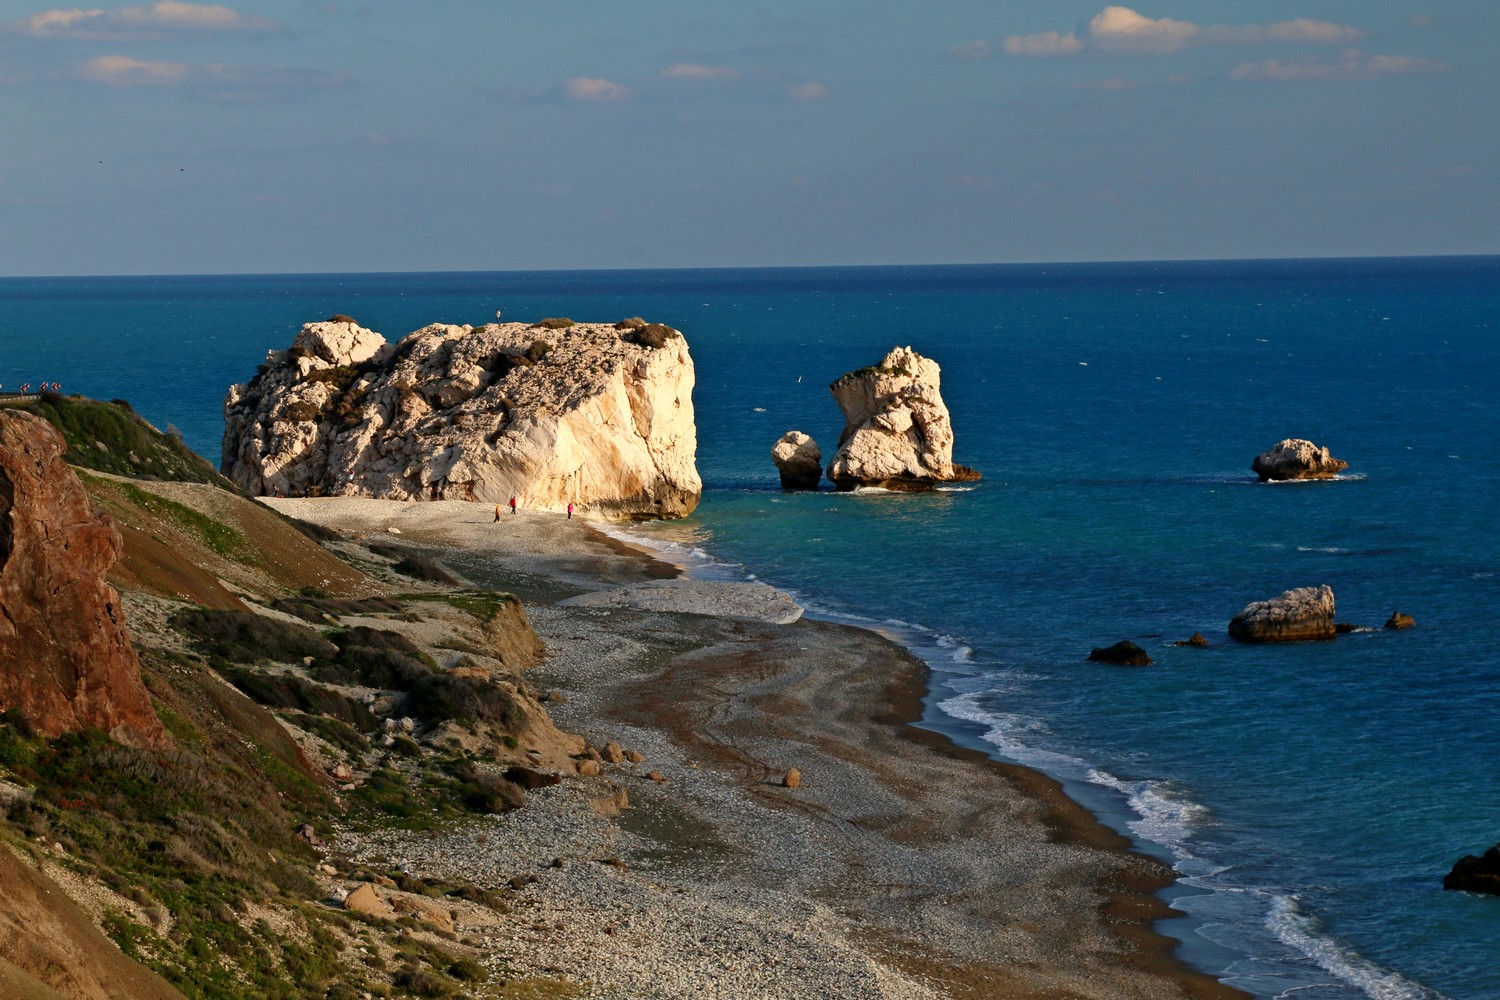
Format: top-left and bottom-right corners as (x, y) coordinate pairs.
(20, 393), (235, 487)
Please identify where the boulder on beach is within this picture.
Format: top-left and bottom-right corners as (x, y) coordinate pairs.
(771, 431), (823, 490)
(1086, 640), (1153, 666)
(222, 318), (701, 519)
(1443, 844), (1500, 895)
(824, 346), (980, 491)
(1251, 439), (1348, 481)
(1229, 585), (1337, 643)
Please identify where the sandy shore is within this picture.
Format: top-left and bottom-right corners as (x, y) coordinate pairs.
(271, 498), (1244, 999)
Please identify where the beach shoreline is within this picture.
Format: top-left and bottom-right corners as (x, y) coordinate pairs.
(272, 497), (1244, 998)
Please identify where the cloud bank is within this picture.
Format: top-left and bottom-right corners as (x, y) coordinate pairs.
(1003, 6), (1362, 58)
(11, 2), (282, 40)
(1230, 50), (1447, 82)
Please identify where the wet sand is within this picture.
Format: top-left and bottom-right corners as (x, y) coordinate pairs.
(272, 498), (1244, 999)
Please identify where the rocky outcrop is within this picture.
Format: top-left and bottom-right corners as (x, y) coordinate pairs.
(223, 319), (701, 519)
(1087, 640), (1153, 666)
(0, 412), (168, 748)
(1443, 843), (1500, 895)
(1251, 439), (1348, 481)
(824, 347), (980, 491)
(1385, 611), (1415, 630)
(1229, 585), (1337, 643)
(771, 431), (822, 490)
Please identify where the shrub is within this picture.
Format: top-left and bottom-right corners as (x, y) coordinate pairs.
(405, 674), (526, 729)
(534, 317), (574, 330)
(367, 544), (459, 586)
(525, 339), (552, 363)
(282, 399), (324, 423)
(624, 323), (678, 349)
(329, 314), (359, 325)
(221, 668), (379, 732)
(172, 609), (337, 664)
(270, 595), (404, 623)
(614, 316), (647, 330)
(309, 626), (435, 690)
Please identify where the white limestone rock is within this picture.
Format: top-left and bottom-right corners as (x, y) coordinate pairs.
(1251, 438), (1349, 481)
(1228, 585), (1337, 643)
(771, 431), (822, 490)
(223, 319), (701, 519)
(824, 346), (979, 491)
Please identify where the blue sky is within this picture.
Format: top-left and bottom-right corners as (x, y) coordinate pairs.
(1, 1), (1494, 275)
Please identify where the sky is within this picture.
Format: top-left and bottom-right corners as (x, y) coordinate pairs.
(1, 1), (1495, 275)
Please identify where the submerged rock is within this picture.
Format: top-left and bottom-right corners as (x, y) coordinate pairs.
(771, 431), (823, 490)
(1086, 640), (1153, 666)
(824, 346), (980, 491)
(1443, 844), (1500, 895)
(222, 318), (701, 519)
(1385, 611), (1415, 630)
(1251, 439), (1348, 481)
(0, 411), (168, 748)
(1173, 632), (1210, 648)
(1229, 585), (1337, 643)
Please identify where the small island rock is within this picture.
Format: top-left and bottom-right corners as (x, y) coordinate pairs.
(1385, 611), (1415, 630)
(771, 431), (823, 490)
(1443, 844), (1500, 895)
(1229, 585), (1336, 643)
(1251, 439), (1349, 481)
(1173, 632), (1210, 648)
(825, 346), (980, 491)
(1087, 640), (1153, 666)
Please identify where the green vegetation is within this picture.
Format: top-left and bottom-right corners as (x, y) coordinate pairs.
(624, 323), (679, 349)
(368, 543), (460, 586)
(613, 317), (647, 330)
(407, 590), (516, 621)
(171, 608), (338, 665)
(23, 394), (234, 486)
(533, 317), (575, 330)
(109, 479), (257, 561)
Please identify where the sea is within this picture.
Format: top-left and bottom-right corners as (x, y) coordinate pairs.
(2, 257), (1496, 999)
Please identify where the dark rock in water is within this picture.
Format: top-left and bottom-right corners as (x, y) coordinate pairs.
(1385, 611), (1415, 630)
(1087, 640), (1152, 666)
(1173, 632), (1210, 648)
(1251, 438), (1349, 481)
(771, 431), (823, 490)
(1334, 622), (1357, 634)
(1444, 844), (1500, 895)
(1229, 585), (1336, 643)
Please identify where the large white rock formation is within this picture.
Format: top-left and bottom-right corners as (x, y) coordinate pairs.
(223, 319), (701, 519)
(1251, 439), (1349, 481)
(824, 346), (980, 491)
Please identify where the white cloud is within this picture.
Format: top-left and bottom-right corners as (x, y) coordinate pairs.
(11, 2), (280, 39)
(786, 80), (827, 102)
(1003, 31), (1084, 57)
(79, 54), (190, 86)
(1003, 6), (1362, 58)
(563, 76), (631, 102)
(1230, 50), (1447, 82)
(659, 63), (740, 81)
(947, 39), (992, 61)
(75, 54), (347, 99)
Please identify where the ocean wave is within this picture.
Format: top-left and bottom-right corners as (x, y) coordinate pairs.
(1085, 769), (1210, 859)
(1265, 895), (1446, 1000)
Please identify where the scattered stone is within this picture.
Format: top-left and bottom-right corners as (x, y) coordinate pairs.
(1086, 640), (1153, 666)
(601, 742), (625, 764)
(391, 895), (454, 932)
(329, 761), (354, 781)
(1385, 611), (1415, 630)
(1335, 622), (1357, 634)
(646, 771), (667, 784)
(509, 874), (539, 890)
(623, 749), (644, 764)
(588, 787), (630, 818)
(1251, 438), (1348, 481)
(295, 823), (325, 848)
(1173, 633), (1210, 648)
(343, 883), (395, 919)
(771, 431), (823, 490)
(1229, 585), (1337, 643)
(1444, 844), (1500, 895)
(318, 864), (338, 876)
(576, 759), (602, 777)
(504, 766), (561, 790)
(782, 768), (802, 789)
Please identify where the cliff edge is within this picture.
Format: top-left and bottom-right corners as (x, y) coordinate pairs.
(223, 318), (701, 519)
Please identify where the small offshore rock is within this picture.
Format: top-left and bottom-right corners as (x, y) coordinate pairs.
(1251, 438), (1349, 481)
(1229, 585), (1336, 643)
(1087, 640), (1153, 666)
(782, 768), (802, 789)
(1334, 622), (1358, 634)
(771, 431), (823, 490)
(1385, 611), (1415, 630)
(1443, 844), (1500, 895)
(1173, 632), (1210, 648)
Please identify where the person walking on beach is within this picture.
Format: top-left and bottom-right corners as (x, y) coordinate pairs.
(509, 495), (518, 515)
(494, 503), (503, 522)
(567, 502), (574, 520)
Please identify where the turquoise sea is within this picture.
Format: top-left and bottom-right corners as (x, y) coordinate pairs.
(3, 258), (1497, 998)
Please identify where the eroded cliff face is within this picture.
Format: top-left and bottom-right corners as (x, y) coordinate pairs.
(825, 346), (980, 491)
(0, 412), (167, 748)
(222, 320), (701, 519)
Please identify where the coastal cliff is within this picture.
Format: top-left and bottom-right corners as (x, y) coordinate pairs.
(223, 318), (701, 519)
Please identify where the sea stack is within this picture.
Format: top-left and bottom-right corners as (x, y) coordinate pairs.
(1229, 585), (1337, 643)
(0, 411), (168, 748)
(223, 318), (701, 519)
(1251, 439), (1349, 481)
(771, 431), (822, 490)
(824, 346), (980, 491)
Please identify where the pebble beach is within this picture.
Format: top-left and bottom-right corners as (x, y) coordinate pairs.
(269, 497), (1244, 1000)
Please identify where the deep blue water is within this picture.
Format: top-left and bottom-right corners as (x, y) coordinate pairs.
(3, 259), (1497, 998)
